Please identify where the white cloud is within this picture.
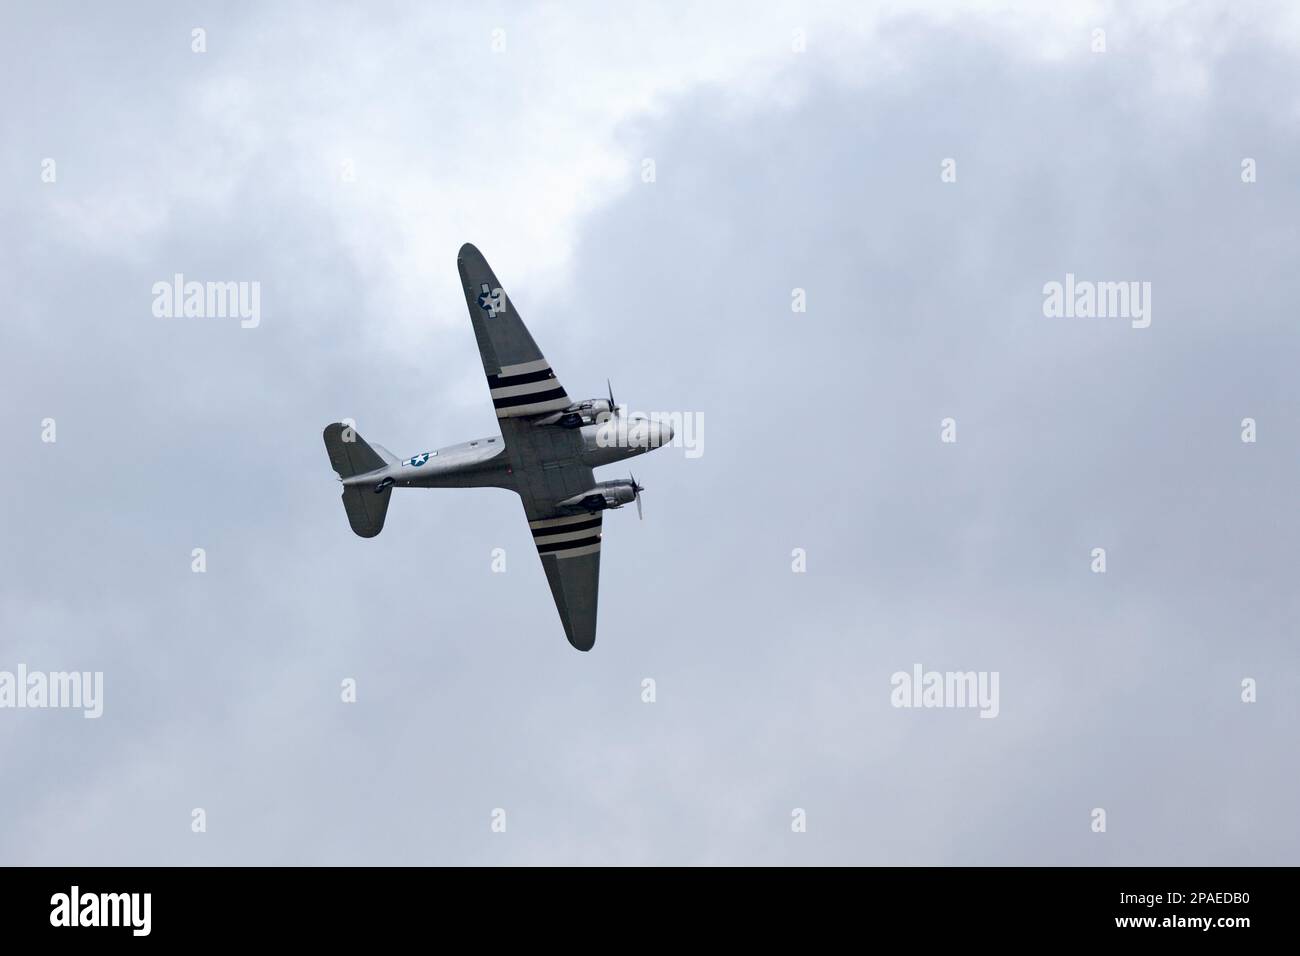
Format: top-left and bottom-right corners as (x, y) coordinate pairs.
(27, 1), (1289, 350)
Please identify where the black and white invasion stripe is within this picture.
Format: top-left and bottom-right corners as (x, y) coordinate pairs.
(529, 513), (602, 558)
(489, 359), (570, 418)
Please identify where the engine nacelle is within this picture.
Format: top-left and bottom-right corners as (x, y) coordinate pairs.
(575, 398), (614, 419)
(539, 398), (614, 428)
(558, 479), (637, 512)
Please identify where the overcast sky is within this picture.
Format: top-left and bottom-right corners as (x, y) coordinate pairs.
(2, 1), (1298, 865)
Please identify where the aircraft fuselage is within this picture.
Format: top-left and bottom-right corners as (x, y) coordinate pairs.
(340, 417), (672, 492)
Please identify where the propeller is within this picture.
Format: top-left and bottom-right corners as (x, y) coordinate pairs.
(630, 472), (644, 520)
(607, 379), (618, 418)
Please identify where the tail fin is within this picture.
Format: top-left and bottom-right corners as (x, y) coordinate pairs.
(370, 443), (401, 467)
(323, 423), (393, 538)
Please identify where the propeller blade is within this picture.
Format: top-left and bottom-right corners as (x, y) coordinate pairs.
(607, 378), (617, 416)
(630, 472), (643, 520)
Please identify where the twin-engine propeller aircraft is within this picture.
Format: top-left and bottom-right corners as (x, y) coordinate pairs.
(322, 244), (672, 652)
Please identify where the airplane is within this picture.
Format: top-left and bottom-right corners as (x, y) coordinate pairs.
(321, 243), (673, 652)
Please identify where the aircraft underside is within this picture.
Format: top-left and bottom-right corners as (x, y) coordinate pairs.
(322, 243), (672, 651)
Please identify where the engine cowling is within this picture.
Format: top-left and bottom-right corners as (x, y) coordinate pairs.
(542, 398), (614, 428)
(558, 479), (637, 512)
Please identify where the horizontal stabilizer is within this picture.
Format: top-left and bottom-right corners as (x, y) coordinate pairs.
(323, 422), (386, 478)
(339, 484), (392, 538)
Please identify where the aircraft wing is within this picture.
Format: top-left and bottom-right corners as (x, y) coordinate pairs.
(457, 243), (602, 650)
(525, 498), (603, 652)
(457, 243), (572, 419)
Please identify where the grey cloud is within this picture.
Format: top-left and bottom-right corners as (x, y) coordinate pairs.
(1, 4), (1297, 864)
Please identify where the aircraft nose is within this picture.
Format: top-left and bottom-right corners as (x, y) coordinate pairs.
(655, 421), (674, 447)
